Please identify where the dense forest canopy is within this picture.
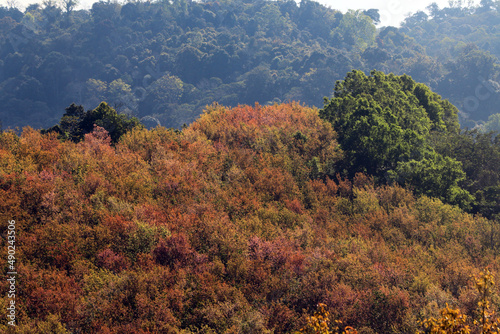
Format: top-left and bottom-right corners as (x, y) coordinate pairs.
(2, 102), (500, 333)
(0, 0), (499, 130)
(2, 0), (500, 332)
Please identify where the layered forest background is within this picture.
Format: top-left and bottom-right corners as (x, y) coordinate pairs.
(0, 0), (500, 130)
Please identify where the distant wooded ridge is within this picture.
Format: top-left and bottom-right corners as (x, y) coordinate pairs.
(0, 0), (499, 131)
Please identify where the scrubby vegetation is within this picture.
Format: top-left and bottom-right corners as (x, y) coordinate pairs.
(1, 0), (500, 332)
(1, 100), (500, 333)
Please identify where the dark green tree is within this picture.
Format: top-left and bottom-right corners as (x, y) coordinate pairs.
(391, 152), (472, 209)
(320, 70), (472, 209)
(44, 102), (142, 143)
(363, 9), (380, 25)
(81, 102), (143, 143)
(60, 103), (85, 142)
(432, 129), (500, 218)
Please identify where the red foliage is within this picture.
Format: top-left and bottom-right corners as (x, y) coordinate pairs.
(153, 233), (195, 268)
(21, 264), (82, 325)
(97, 248), (129, 272)
(4, 103), (499, 333)
(337, 174), (352, 197)
(285, 198), (305, 214)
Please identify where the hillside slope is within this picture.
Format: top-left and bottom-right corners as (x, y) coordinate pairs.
(1, 103), (500, 333)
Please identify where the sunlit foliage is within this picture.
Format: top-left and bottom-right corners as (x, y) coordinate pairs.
(419, 270), (500, 334)
(1, 103), (500, 333)
(298, 303), (357, 334)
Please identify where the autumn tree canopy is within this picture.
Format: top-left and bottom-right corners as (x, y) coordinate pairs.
(1, 102), (500, 333)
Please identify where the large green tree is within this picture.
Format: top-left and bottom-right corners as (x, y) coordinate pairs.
(320, 70), (472, 209)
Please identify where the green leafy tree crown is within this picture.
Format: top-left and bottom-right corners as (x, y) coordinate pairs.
(320, 70), (472, 209)
(43, 102), (143, 143)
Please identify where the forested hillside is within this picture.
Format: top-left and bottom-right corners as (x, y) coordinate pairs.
(2, 1), (500, 333)
(2, 100), (500, 333)
(0, 0), (499, 130)
(402, 1), (500, 126)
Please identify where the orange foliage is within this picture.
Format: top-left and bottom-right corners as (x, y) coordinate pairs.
(299, 303), (358, 334)
(3, 103), (500, 333)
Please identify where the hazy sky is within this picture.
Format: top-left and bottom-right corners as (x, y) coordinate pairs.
(1, 0), (479, 27)
(320, 0), (455, 26)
